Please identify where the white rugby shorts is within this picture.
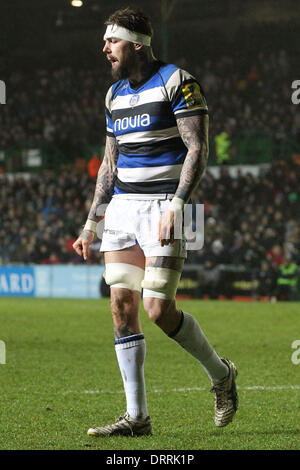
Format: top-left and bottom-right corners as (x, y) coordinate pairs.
(100, 194), (187, 258)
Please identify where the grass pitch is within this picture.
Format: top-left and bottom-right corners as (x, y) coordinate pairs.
(0, 297), (299, 450)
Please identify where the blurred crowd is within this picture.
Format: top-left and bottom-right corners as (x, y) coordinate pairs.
(1, 162), (299, 300)
(0, 49), (299, 155)
(189, 162), (300, 300)
(191, 162), (300, 267)
(195, 49), (299, 140)
(0, 68), (108, 158)
(0, 170), (99, 266)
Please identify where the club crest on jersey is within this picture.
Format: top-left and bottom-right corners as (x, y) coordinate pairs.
(129, 94), (140, 107)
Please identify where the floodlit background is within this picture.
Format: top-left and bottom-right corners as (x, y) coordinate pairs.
(0, 0), (299, 451)
(1, 0), (300, 300)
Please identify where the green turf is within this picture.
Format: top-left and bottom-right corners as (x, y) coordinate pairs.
(0, 298), (299, 450)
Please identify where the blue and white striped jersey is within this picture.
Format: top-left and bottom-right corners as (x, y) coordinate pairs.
(105, 62), (208, 195)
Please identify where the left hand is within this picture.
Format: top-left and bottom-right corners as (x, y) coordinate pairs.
(158, 209), (176, 246)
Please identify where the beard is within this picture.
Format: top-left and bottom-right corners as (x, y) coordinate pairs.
(111, 46), (136, 81)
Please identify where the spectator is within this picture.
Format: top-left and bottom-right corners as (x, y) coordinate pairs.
(267, 244), (284, 268)
(275, 256), (298, 301)
(252, 260), (278, 301)
(198, 259), (221, 300)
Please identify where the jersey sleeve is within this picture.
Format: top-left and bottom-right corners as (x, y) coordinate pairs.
(105, 86), (114, 138)
(165, 68), (208, 119)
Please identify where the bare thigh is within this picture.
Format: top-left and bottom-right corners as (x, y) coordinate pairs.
(104, 244), (145, 268)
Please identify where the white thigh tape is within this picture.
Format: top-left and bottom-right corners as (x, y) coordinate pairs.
(103, 263), (145, 292)
(142, 267), (181, 300)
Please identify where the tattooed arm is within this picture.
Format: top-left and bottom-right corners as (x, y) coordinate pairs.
(73, 136), (118, 259)
(175, 114), (209, 202)
(158, 114), (209, 246)
(87, 136), (118, 222)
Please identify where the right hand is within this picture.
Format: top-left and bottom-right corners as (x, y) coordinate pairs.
(72, 230), (95, 261)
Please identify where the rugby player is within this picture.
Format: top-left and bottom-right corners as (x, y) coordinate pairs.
(73, 6), (238, 437)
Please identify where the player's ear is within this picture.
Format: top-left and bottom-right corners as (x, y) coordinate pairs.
(133, 43), (143, 51)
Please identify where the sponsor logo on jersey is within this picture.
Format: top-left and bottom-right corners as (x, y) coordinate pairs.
(114, 113), (150, 132)
(129, 94), (140, 107)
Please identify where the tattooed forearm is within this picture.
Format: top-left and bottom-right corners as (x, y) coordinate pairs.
(87, 136), (119, 222)
(175, 114), (209, 202)
(80, 231), (92, 241)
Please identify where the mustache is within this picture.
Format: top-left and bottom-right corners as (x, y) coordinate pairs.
(107, 55), (118, 62)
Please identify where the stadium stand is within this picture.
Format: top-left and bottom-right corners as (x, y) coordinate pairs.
(1, 162), (299, 287)
(0, 49), (299, 161)
(0, 16), (299, 299)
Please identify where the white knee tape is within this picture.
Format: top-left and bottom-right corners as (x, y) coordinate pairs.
(141, 267), (181, 300)
(103, 263), (145, 292)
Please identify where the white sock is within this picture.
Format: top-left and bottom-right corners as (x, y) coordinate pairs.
(115, 334), (149, 420)
(171, 311), (229, 383)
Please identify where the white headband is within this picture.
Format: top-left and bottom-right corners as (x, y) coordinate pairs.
(103, 24), (151, 46)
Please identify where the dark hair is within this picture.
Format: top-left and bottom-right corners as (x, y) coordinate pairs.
(105, 6), (153, 38)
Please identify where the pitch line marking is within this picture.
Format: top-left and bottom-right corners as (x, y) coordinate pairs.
(71, 385), (300, 395)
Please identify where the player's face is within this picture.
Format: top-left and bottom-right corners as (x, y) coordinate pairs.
(103, 38), (136, 80)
